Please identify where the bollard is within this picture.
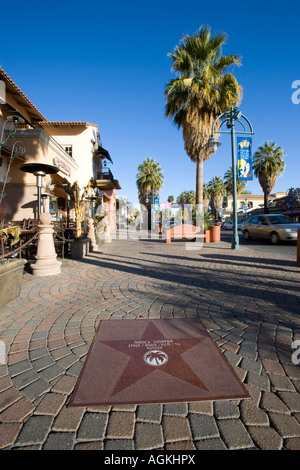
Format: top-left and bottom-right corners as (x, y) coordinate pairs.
(297, 229), (300, 266)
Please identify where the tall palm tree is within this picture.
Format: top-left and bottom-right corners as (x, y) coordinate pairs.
(224, 166), (247, 195)
(208, 176), (226, 220)
(136, 157), (164, 205)
(164, 25), (242, 207)
(252, 141), (286, 214)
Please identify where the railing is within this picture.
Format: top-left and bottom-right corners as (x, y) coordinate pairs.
(97, 168), (114, 181)
(0, 229), (40, 260)
(0, 218), (86, 260)
(0, 218), (59, 260)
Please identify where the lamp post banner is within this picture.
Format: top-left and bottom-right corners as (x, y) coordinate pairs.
(153, 197), (160, 211)
(237, 137), (253, 181)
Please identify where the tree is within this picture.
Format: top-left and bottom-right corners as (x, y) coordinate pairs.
(167, 195), (175, 203)
(164, 25), (242, 207)
(62, 177), (97, 239)
(224, 166), (247, 195)
(252, 141), (286, 214)
(176, 190), (196, 204)
(136, 157), (164, 205)
(208, 176), (226, 220)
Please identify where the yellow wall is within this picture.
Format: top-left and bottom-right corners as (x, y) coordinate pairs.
(3, 128), (79, 219)
(42, 124), (100, 190)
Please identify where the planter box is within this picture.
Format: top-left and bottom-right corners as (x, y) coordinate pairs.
(210, 225), (221, 242)
(204, 229), (211, 243)
(0, 259), (27, 309)
(70, 238), (90, 259)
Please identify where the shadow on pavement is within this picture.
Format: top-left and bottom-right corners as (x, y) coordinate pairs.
(73, 246), (300, 317)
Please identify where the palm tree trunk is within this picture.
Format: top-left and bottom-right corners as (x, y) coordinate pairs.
(196, 157), (203, 208)
(264, 191), (269, 214)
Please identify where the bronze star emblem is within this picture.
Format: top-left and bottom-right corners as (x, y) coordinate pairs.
(99, 321), (208, 396)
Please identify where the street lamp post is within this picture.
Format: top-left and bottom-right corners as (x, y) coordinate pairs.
(207, 106), (254, 250)
(19, 163), (59, 219)
(85, 194), (97, 219)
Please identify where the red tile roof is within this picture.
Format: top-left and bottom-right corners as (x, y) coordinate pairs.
(0, 66), (46, 121)
(0, 67), (99, 130)
(38, 121), (98, 128)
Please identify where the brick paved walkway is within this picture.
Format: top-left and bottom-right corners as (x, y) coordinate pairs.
(0, 232), (300, 450)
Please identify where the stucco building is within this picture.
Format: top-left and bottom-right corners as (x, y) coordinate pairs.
(0, 67), (120, 228)
(224, 192), (287, 219)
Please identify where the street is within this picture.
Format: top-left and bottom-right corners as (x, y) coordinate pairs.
(221, 229), (297, 259)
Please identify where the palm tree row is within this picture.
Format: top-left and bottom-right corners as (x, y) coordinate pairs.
(174, 177), (225, 220)
(175, 169), (245, 212)
(135, 143), (286, 221)
(205, 141), (286, 215)
(177, 138), (286, 213)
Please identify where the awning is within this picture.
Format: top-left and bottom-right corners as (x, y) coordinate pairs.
(113, 180), (121, 190)
(95, 146), (113, 163)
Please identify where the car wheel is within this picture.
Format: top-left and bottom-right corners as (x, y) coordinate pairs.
(244, 230), (251, 240)
(270, 232), (280, 244)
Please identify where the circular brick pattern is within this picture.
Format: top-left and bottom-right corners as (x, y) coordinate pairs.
(0, 234), (300, 449)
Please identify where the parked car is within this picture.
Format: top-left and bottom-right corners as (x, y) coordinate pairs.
(222, 220), (243, 230)
(162, 219), (181, 232)
(222, 220), (233, 230)
(241, 214), (300, 244)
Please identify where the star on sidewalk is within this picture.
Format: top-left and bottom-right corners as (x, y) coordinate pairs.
(99, 321), (208, 396)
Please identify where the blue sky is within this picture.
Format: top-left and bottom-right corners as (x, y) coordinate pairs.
(1, 0), (299, 205)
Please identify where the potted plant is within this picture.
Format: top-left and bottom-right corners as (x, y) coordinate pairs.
(203, 212), (214, 243)
(0, 224), (27, 308)
(192, 209), (213, 243)
(62, 178), (97, 258)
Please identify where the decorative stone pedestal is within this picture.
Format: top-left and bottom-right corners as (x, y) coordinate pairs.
(104, 225), (111, 243)
(31, 212), (61, 276)
(87, 218), (99, 251)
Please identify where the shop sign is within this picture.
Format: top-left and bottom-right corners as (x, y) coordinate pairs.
(53, 157), (71, 177)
